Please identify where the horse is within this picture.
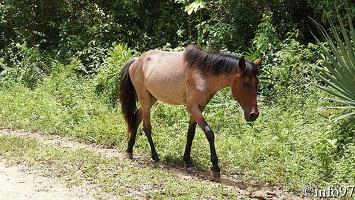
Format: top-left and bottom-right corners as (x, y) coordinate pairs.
(119, 45), (261, 180)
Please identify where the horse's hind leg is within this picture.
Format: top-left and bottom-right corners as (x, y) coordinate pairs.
(139, 94), (160, 163)
(126, 109), (142, 159)
(183, 117), (196, 173)
(143, 117), (160, 163)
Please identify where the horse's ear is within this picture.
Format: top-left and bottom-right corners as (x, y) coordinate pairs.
(238, 56), (246, 71)
(253, 58), (262, 66)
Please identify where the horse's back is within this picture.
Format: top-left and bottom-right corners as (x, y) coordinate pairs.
(129, 50), (187, 105)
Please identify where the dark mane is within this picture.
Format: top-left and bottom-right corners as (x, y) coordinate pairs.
(183, 45), (259, 76)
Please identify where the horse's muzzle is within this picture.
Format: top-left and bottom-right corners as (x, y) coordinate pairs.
(244, 108), (259, 122)
(248, 112), (259, 122)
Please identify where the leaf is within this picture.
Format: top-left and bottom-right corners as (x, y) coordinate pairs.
(312, 13), (355, 125)
(326, 139), (337, 148)
(184, 0), (205, 15)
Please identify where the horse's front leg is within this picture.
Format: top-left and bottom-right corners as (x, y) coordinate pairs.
(186, 105), (221, 180)
(200, 119), (221, 180)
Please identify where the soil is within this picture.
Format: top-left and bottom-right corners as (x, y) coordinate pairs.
(0, 128), (308, 200)
(0, 160), (95, 200)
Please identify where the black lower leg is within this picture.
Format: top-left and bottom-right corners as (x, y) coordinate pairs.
(183, 119), (196, 169)
(144, 124), (160, 162)
(126, 132), (136, 154)
(203, 124), (220, 172)
(125, 128), (138, 160)
(126, 110), (142, 154)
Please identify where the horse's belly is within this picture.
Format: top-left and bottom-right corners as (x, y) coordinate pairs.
(151, 92), (185, 105)
(146, 80), (186, 105)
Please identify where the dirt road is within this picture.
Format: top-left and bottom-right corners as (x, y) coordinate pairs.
(0, 129), (108, 200)
(0, 160), (95, 200)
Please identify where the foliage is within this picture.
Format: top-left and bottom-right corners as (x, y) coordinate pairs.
(252, 15), (280, 56)
(1, 0), (295, 71)
(0, 42), (51, 89)
(184, 0), (205, 15)
(184, 0), (269, 51)
(252, 15), (322, 101)
(313, 15), (355, 130)
(0, 0), (120, 73)
(307, 0), (355, 25)
(94, 43), (137, 107)
(3, 0), (351, 79)
(56, 1), (118, 73)
(0, 59), (126, 146)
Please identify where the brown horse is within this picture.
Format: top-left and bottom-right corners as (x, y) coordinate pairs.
(119, 45), (261, 180)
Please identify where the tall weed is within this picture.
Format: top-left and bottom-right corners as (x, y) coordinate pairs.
(0, 42), (50, 89)
(252, 15), (323, 102)
(94, 43), (137, 107)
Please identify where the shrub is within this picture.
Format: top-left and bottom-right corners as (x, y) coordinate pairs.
(313, 14), (355, 130)
(252, 15), (322, 101)
(94, 43), (137, 107)
(0, 42), (51, 89)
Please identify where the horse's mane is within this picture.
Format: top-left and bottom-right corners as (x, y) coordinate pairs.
(183, 45), (259, 76)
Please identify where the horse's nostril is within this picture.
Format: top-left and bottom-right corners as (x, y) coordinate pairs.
(249, 112), (259, 121)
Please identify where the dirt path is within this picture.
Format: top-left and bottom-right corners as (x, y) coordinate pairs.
(0, 129), (114, 200)
(0, 160), (95, 200)
(0, 128), (307, 200)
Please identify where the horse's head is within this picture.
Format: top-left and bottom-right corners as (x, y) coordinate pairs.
(231, 57), (261, 122)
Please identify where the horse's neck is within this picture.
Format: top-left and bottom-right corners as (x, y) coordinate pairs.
(208, 73), (235, 93)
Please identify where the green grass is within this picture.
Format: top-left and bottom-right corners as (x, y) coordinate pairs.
(148, 85), (355, 190)
(0, 68), (127, 148)
(0, 135), (242, 199)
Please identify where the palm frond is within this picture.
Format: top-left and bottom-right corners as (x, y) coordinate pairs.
(312, 13), (355, 128)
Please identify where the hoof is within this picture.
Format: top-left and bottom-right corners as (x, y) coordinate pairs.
(186, 167), (196, 174)
(210, 170), (221, 182)
(124, 151), (133, 159)
(154, 161), (163, 168)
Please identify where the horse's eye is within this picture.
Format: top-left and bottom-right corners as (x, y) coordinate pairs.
(242, 82), (247, 87)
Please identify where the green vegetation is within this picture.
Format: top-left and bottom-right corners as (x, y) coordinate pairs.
(0, 0), (354, 198)
(313, 15), (355, 130)
(0, 42), (354, 191)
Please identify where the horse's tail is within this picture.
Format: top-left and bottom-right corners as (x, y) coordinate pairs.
(119, 58), (139, 134)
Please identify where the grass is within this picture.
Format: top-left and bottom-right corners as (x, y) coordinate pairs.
(0, 135), (242, 199)
(149, 85), (350, 189)
(0, 64), (127, 148)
